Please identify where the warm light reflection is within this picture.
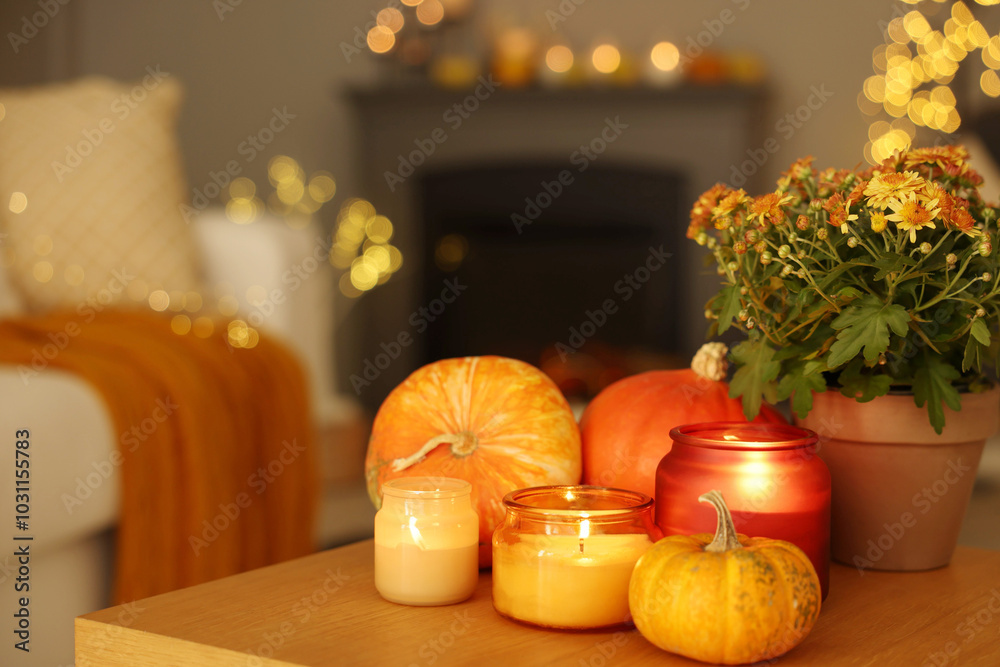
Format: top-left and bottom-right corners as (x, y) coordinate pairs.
(545, 45), (574, 73)
(367, 25), (396, 54)
(377, 7), (405, 34)
(32, 261), (52, 283)
(650, 41), (680, 71)
(8, 191), (27, 214)
(416, 0), (444, 26)
(149, 290), (170, 312)
(591, 44), (621, 74)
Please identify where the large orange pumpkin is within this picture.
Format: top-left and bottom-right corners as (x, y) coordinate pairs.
(365, 356), (582, 566)
(580, 344), (786, 499)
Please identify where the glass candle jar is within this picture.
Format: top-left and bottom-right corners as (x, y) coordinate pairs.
(374, 477), (479, 606)
(655, 422), (831, 598)
(492, 485), (658, 630)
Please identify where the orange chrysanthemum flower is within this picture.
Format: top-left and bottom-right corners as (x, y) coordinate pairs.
(687, 183), (729, 239)
(749, 192), (793, 226)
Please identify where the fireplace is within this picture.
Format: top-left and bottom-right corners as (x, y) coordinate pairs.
(344, 84), (769, 406)
(418, 163), (685, 394)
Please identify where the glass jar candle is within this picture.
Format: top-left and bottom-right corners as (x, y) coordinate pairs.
(492, 485), (658, 630)
(374, 477), (479, 606)
(655, 422), (831, 598)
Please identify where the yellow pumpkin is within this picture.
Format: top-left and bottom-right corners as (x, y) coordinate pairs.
(629, 490), (821, 665)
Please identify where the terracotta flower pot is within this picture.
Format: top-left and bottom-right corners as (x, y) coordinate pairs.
(796, 387), (999, 572)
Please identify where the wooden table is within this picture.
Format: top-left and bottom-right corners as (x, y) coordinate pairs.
(76, 540), (1000, 666)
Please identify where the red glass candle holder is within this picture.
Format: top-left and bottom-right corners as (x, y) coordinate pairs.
(655, 422), (831, 598)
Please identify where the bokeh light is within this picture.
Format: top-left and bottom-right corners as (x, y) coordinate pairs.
(545, 45), (574, 73)
(650, 41), (680, 72)
(591, 44), (621, 74)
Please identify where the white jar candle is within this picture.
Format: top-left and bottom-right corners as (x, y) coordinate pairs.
(374, 477), (479, 606)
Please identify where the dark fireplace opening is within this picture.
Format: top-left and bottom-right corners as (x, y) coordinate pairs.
(418, 163), (688, 398)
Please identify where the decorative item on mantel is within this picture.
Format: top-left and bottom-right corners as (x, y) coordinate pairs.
(654, 422), (831, 598)
(689, 145), (1000, 572)
(491, 485), (657, 630)
(374, 477), (479, 606)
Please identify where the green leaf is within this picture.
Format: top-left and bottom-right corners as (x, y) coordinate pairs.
(729, 339), (780, 420)
(827, 295), (910, 369)
(971, 318), (991, 346)
(716, 283), (742, 335)
(776, 361), (827, 419)
(963, 336), (985, 373)
(872, 253), (917, 281)
(837, 359), (892, 403)
(912, 355), (961, 435)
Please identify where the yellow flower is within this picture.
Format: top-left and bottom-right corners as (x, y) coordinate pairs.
(863, 171), (923, 210)
(870, 211), (887, 233)
(886, 191), (940, 243)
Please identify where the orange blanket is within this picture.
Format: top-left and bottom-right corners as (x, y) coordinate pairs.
(0, 308), (317, 603)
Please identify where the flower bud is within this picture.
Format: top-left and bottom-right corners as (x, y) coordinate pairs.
(744, 229), (760, 244)
(714, 216), (732, 231)
(754, 241), (766, 253)
(695, 232), (709, 246)
(746, 318), (756, 329)
(983, 272), (992, 282)
(781, 264), (793, 277)
(980, 241), (993, 257)
(705, 309), (714, 319)
(798, 251), (806, 259)
(761, 251), (773, 265)
(847, 237), (859, 248)
(740, 286), (749, 295)
(788, 232), (798, 242)
(738, 309), (749, 321)
(727, 261), (739, 272)
(946, 253), (957, 267)
(809, 199), (823, 212)
(817, 228), (829, 240)
(734, 241), (747, 255)
(796, 214), (810, 230)
(778, 245), (791, 259)
(976, 307), (987, 317)
(707, 238), (718, 250)
(919, 242), (932, 254)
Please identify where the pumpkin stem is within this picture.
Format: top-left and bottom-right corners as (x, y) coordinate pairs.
(691, 342), (729, 382)
(390, 432), (478, 472)
(699, 490), (743, 553)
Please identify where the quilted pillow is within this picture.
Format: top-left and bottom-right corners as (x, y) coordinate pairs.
(0, 74), (202, 311)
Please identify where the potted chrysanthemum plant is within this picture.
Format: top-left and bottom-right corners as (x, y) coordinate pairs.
(689, 145), (1000, 571)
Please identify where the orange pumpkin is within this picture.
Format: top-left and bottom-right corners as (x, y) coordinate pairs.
(365, 356), (582, 566)
(629, 490), (821, 664)
(580, 343), (786, 499)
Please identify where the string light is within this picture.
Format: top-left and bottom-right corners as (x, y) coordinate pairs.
(861, 0), (999, 163)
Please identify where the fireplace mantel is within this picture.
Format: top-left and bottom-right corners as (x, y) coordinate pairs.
(341, 82), (770, 404)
